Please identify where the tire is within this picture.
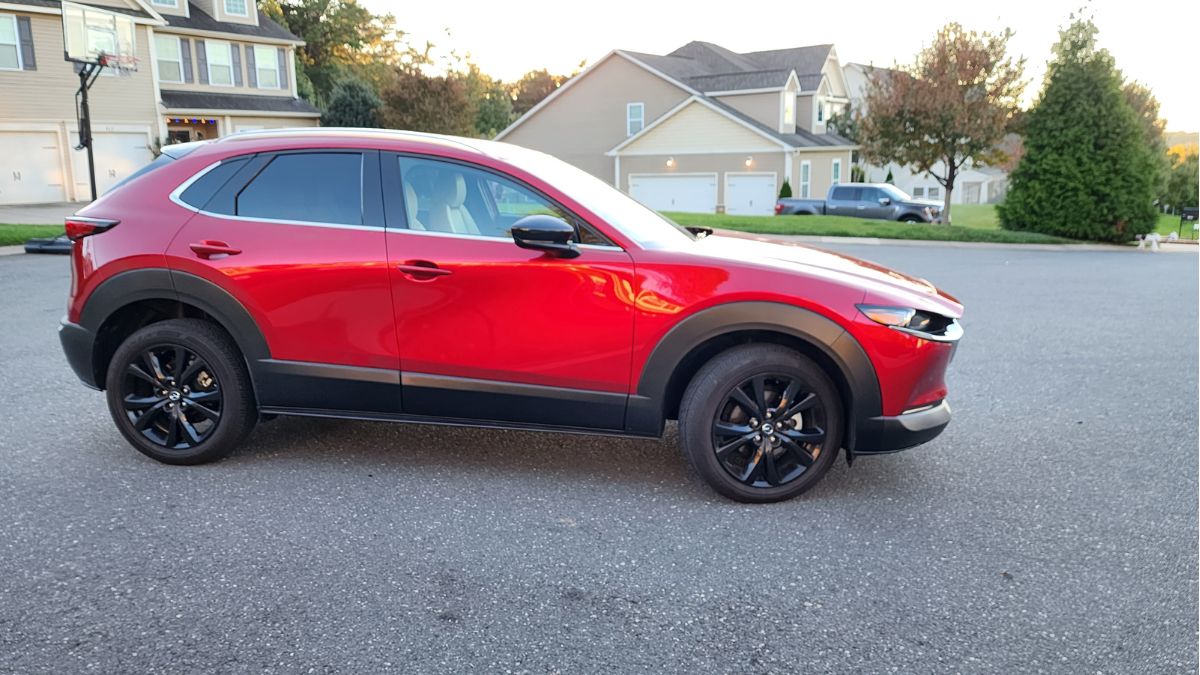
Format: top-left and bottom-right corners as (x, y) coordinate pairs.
(678, 344), (843, 503)
(899, 214), (924, 223)
(105, 318), (257, 465)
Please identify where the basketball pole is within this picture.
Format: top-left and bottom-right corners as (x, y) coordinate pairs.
(74, 61), (103, 202)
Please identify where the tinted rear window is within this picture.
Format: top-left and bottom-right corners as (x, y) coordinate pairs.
(236, 152), (363, 225)
(830, 187), (853, 200)
(178, 157), (250, 210)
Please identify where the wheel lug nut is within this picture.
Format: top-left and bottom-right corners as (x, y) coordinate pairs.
(753, 434), (762, 442)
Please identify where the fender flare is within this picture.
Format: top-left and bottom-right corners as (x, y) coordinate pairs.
(625, 301), (882, 453)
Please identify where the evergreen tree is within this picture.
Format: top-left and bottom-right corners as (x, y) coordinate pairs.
(778, 179), (793, 199)
(999, 16), (1158, 241)
(321, 78), (382, 127)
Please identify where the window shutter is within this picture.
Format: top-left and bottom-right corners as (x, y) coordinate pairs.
(231, 44), (242, 86)
(16, 16), (35, 70)
(276, 48), (287, 91)
(245, 45), (256, 87)
(180, 38), (192, 82)
(195, 40), (208, 84)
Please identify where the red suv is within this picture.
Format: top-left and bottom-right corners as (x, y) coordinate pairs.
(59, 130), (963, 502)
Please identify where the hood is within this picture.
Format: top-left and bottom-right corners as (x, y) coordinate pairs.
(905, 198), (943, 211)
(695, 230), (963, 317)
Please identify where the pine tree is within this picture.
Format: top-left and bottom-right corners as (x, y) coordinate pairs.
(998, 17), (1158, 241)
(321, 78), (381, 128)
(778, 179), (793, 199)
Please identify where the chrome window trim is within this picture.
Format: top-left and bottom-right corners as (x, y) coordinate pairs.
(385, 226), (624, 251)
(168, 154), (381, 232)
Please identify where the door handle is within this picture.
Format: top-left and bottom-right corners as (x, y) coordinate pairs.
(396, 261), (452, 279)
(189, 240), (242, 259)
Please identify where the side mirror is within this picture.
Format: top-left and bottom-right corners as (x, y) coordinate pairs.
(511, 214), (580, 258)
(878, 197), (892, 206)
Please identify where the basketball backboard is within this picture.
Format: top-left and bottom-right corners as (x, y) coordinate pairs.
(61, 0), (137, 71)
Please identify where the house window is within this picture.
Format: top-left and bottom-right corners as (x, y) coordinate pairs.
(912, 187), (925, 198)
(831, 158), (841, 185)
(783, 92), (795, 126)
(151, 0), (178, 7)
(627, 102), (644, 137)
(0, 15), (20, 70)
(927, 186), (940, 199)
(800, 160), (811, 198)
(205, 40), (233, 85)
(155, 35), (183, 83)
(253, 44), (278, 88)
(224, 0), (248, 16)
(817, 101), (824, 122)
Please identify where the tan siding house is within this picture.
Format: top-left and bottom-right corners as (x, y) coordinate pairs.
(0, 0), (318, 204)
(497, 41), (856, 216)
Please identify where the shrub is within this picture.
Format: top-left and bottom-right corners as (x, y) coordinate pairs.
(778, 179), (793, 199)
(321, 78), (382, 128)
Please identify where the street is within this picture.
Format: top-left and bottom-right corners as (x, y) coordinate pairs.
(1, 245), (1196, 673)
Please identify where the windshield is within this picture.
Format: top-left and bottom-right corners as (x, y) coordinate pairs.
(881, 184), (915, 201)
(480, 141), (696, 248)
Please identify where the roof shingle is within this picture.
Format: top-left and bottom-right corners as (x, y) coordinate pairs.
(160, 90), (319, 115)
(160, 2), (301, 42)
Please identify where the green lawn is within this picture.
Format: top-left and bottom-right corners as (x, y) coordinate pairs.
(0, 224), (62, 246)
(1156, 212), (1199, 239)
(664, 204), (1078, 245)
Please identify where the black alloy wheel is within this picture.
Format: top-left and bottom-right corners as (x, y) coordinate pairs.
(710, 373), (827, 488)
(120, 344), (222, 450)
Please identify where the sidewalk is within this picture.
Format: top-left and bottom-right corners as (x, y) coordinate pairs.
(0, 202), (80, 225)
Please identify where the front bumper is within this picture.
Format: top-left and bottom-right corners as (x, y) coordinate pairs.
(853, 399), (951, 454)
(59, 317), (100, 390)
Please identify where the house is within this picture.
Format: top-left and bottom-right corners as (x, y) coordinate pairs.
(496, 41), (856, 215)
(0, 0), (318, 204)
(841, 62), (1009, 205)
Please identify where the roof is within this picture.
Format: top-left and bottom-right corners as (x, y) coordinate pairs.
(705, 98), (854, 149)
(5, 0), (155, 20)
(160, 90), (320, 115)
(159, 2), (302, 42)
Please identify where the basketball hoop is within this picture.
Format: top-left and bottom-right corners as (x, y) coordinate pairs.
(98, 52), (139, 76)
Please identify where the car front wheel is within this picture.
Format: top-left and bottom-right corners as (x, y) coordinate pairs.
(105, 319), (257, 465)
(679, 344), (843, 502)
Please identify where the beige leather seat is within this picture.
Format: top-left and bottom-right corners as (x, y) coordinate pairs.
(427, 172), (479, 235)
(403, 181), (426, 230)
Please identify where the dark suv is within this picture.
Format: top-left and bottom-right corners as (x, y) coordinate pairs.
(60, 129), (963, 502)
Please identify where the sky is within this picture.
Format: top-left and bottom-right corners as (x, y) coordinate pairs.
(361, 0), (1199, 132)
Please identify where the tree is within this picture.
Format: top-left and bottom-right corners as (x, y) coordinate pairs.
(1123, 81), (1170, 199)
(512, 69), (567, 117)
(321, 78), (382, 127)
(778, 179), (793, 199)
(884, 168), (894, 184)
(460, 64), (513, 138)
(999, 16), (1159, 241)
(1161, 150), (1199, 213)
(858, 24), (1025, 223)
(379, 66), (475, 136)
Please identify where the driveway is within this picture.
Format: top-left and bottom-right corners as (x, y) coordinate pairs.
(0, 202), (79, 225)
(1, 246), (1196, 673)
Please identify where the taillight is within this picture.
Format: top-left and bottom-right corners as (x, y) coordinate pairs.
(774, 203), (784, 215)
(65, 217), (119, 241)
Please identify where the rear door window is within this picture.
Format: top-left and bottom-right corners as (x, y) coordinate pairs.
(236, 152), (364, 225)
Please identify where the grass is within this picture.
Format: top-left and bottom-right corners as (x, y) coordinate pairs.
(1155, 212), (1199, 240)
(0, 224), (62, 247)
(664, 204), (1079, 245)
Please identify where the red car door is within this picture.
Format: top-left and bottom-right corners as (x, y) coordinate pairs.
(381, 153), (636, 430)
(165, 149), (399, 413)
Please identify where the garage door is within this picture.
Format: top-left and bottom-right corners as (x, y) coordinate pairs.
(0, 131), (67, 205)
(70, 131), (154, 198)
(628, 174), (717, 214)
(725, 173), (778, 216)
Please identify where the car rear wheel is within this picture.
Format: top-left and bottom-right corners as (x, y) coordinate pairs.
(899, 214), (924, 223)
(679, 344), (843, 502)
(105, 319), (256, 465)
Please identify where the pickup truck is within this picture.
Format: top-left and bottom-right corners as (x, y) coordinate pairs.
(775, 183), (943, 223)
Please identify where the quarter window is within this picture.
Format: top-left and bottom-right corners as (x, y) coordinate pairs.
(224, 0), (248, 16)
(397, 156), (608, 245)
(237, 153), (363, 225)
(253, 44), (278, 88)
(155, 35), (183, 83)
(626, 102), (644, 137)
(0, 14), (22, 70)
(205, 40), (233, 85)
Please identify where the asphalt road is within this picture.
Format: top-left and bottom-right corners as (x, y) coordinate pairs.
(1, 245), (1196, 674)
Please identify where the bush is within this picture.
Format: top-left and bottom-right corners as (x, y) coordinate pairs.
(999, 18), (1158, 242)
(778, 179), (793, 199)
(884, 168), (894, 184)
(321, 78), (381, 128)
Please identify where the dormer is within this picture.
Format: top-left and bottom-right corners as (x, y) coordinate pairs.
(191, 0), (259, 26)
(779, 71), (799, 134)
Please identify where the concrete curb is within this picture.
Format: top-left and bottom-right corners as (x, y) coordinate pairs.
(767, 234), (1199, 254)
(0, 245), (27, 256)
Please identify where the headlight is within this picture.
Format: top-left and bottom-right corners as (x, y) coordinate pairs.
(856, 304), (962, 342)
